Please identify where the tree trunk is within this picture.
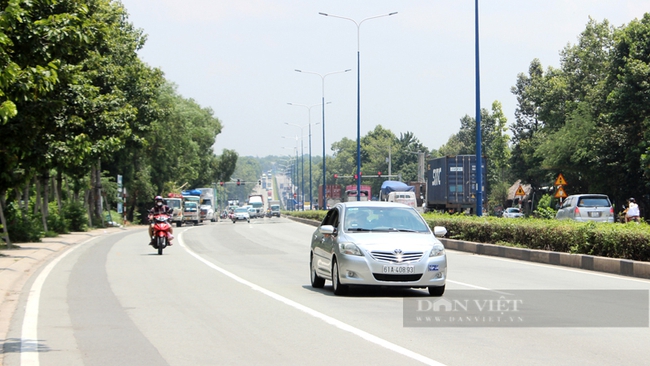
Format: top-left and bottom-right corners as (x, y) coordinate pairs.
(22, 184), (29, 221)
(85, 188), (93, 227)
(55, 170), (62, 213)
(0, 191), (11, 248)
(95, 159), (103, 224)
(34, 176), (41, 216)
(41, 173), (49, 232)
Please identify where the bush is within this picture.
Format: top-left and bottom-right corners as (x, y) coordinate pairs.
(63, 201), (87, 232)
(5, 202), (42, 243)
(423, 212), (650, 261)
(47, 202), (68, 234)
(285, 208), (650, 261)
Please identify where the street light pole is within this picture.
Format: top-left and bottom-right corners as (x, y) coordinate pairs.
(295, 68), (351, 209)
(475, 0), (483, 216)
(320, 11), (397, 201)
(287, 104), (324, 210)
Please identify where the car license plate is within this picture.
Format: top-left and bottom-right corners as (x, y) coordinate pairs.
(382, 265), (414, 274)
(588, 211), (601, 217)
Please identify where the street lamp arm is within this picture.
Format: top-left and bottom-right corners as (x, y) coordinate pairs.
(320, 12), (397, 49)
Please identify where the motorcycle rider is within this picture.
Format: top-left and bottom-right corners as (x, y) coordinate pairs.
(148, 196), (174, 245)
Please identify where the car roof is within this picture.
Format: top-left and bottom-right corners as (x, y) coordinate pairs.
(336, 201), (411, 209)
(567, 194), (610, 198)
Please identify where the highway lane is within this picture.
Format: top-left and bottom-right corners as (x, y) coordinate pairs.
(6, 217), (650, 365)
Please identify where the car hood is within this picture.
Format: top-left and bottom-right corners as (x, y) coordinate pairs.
(338, 232), (440, 251)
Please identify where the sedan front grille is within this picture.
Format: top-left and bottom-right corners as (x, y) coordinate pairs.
(370, 251), (423, 263)
(373, 273), (423, 282)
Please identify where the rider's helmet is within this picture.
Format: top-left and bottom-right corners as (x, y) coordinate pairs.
(155, 195), (164, 206)
(629, 197), (636, 203)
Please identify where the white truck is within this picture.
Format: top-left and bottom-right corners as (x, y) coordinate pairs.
(268, 200), (281, 217)
(196, 187), (218, 222)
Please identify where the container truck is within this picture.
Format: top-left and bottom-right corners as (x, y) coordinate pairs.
(424, 155), (487, 213)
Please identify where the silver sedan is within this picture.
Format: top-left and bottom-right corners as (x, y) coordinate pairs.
(310, 201), (447, 296)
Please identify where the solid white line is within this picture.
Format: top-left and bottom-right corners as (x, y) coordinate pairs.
(20, 237), (98, 366)
(178, 231), (446, 366)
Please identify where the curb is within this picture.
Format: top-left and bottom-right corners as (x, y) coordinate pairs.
(284, 215), (650, 280)
(439, 238), (650, 280)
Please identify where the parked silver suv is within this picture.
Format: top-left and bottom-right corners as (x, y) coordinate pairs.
(555, 194), (614, 223)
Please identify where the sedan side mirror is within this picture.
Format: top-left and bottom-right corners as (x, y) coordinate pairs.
(433, 226), (447, 237)
(319, 225), (336, 236)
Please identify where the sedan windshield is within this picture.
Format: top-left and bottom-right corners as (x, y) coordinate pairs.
(235, 208), (247, 213)
(344, 207), (429, 233)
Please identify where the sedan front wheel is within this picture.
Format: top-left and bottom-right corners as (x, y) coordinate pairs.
(310, 254), (325, 288)
(331, 259), (348, 296)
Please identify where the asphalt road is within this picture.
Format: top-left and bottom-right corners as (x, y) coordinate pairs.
(5, 217), (650, 365)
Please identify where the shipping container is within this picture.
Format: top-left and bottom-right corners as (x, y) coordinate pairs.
(425, 155), (486, 213)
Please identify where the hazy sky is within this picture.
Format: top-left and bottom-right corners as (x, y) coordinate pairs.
(119, 0), (647, 157)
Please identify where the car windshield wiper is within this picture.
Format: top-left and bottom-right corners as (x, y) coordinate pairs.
(346, 227), (373, 232)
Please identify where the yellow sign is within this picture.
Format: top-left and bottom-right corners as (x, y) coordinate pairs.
(554, 186), (568, 199)
(555, 173), (567, 186)
(515, 185), (526, 197)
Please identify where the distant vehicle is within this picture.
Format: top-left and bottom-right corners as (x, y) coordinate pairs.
(502, 207), (524, 218)
(555, 194), (614, 223)
(196, 187), (218, 222)
(310, 201), (448, 296)
(183, 201), (200, 225)
(232, 207), (250, 223)
(380, 181), (417, 208)
(345, 184), (371, 202)
(269, 200), (281, 217)
(248, 194), (265, 216)
(163, 197), (184, 227)
(424, 155), (487, 213)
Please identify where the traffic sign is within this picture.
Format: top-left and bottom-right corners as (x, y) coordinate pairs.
(554, 186), (568, 199)
(515, 185), (526, 197)
(555, 173), (567, 186)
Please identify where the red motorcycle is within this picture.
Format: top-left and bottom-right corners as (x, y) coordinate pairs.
(151, 213), (172, 255)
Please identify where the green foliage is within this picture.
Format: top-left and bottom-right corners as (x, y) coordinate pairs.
(533, 194), (557, 219)
(46, 201), (67, 234)
(4, 202), (42, 243)
(62, 200), (87, 232)
(422, 212), (650, 261)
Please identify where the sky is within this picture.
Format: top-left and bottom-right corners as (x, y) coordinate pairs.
(118, 0), (648, 158)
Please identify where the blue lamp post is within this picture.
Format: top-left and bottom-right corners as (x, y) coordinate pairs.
(475, 0), (483, 216)
(319, 11), (397, 201)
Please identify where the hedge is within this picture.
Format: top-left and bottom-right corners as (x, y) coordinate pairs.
(283, 210), (650, 262)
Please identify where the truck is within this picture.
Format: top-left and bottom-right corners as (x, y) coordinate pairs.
(164, 195), (184, 227)
(424, 155), (487, 213)
(248, 194), (265, 217)
(379, 181), (417, 208)
(344, 185), (371, 202)
(268, 200), (281, 217)
(196, 187), (218, 222)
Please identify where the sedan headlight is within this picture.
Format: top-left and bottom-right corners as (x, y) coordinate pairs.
(429, 243), (445, 257)
(339, 242), (363, 256)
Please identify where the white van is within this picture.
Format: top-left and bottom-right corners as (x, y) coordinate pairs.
(387, 191), (417, 207)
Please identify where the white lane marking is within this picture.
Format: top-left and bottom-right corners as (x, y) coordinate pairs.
(448, 250), (650, 285)
(445, 280), (513, 295)
(20, 237), (99, 366)
(178, 231), (446, 366)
